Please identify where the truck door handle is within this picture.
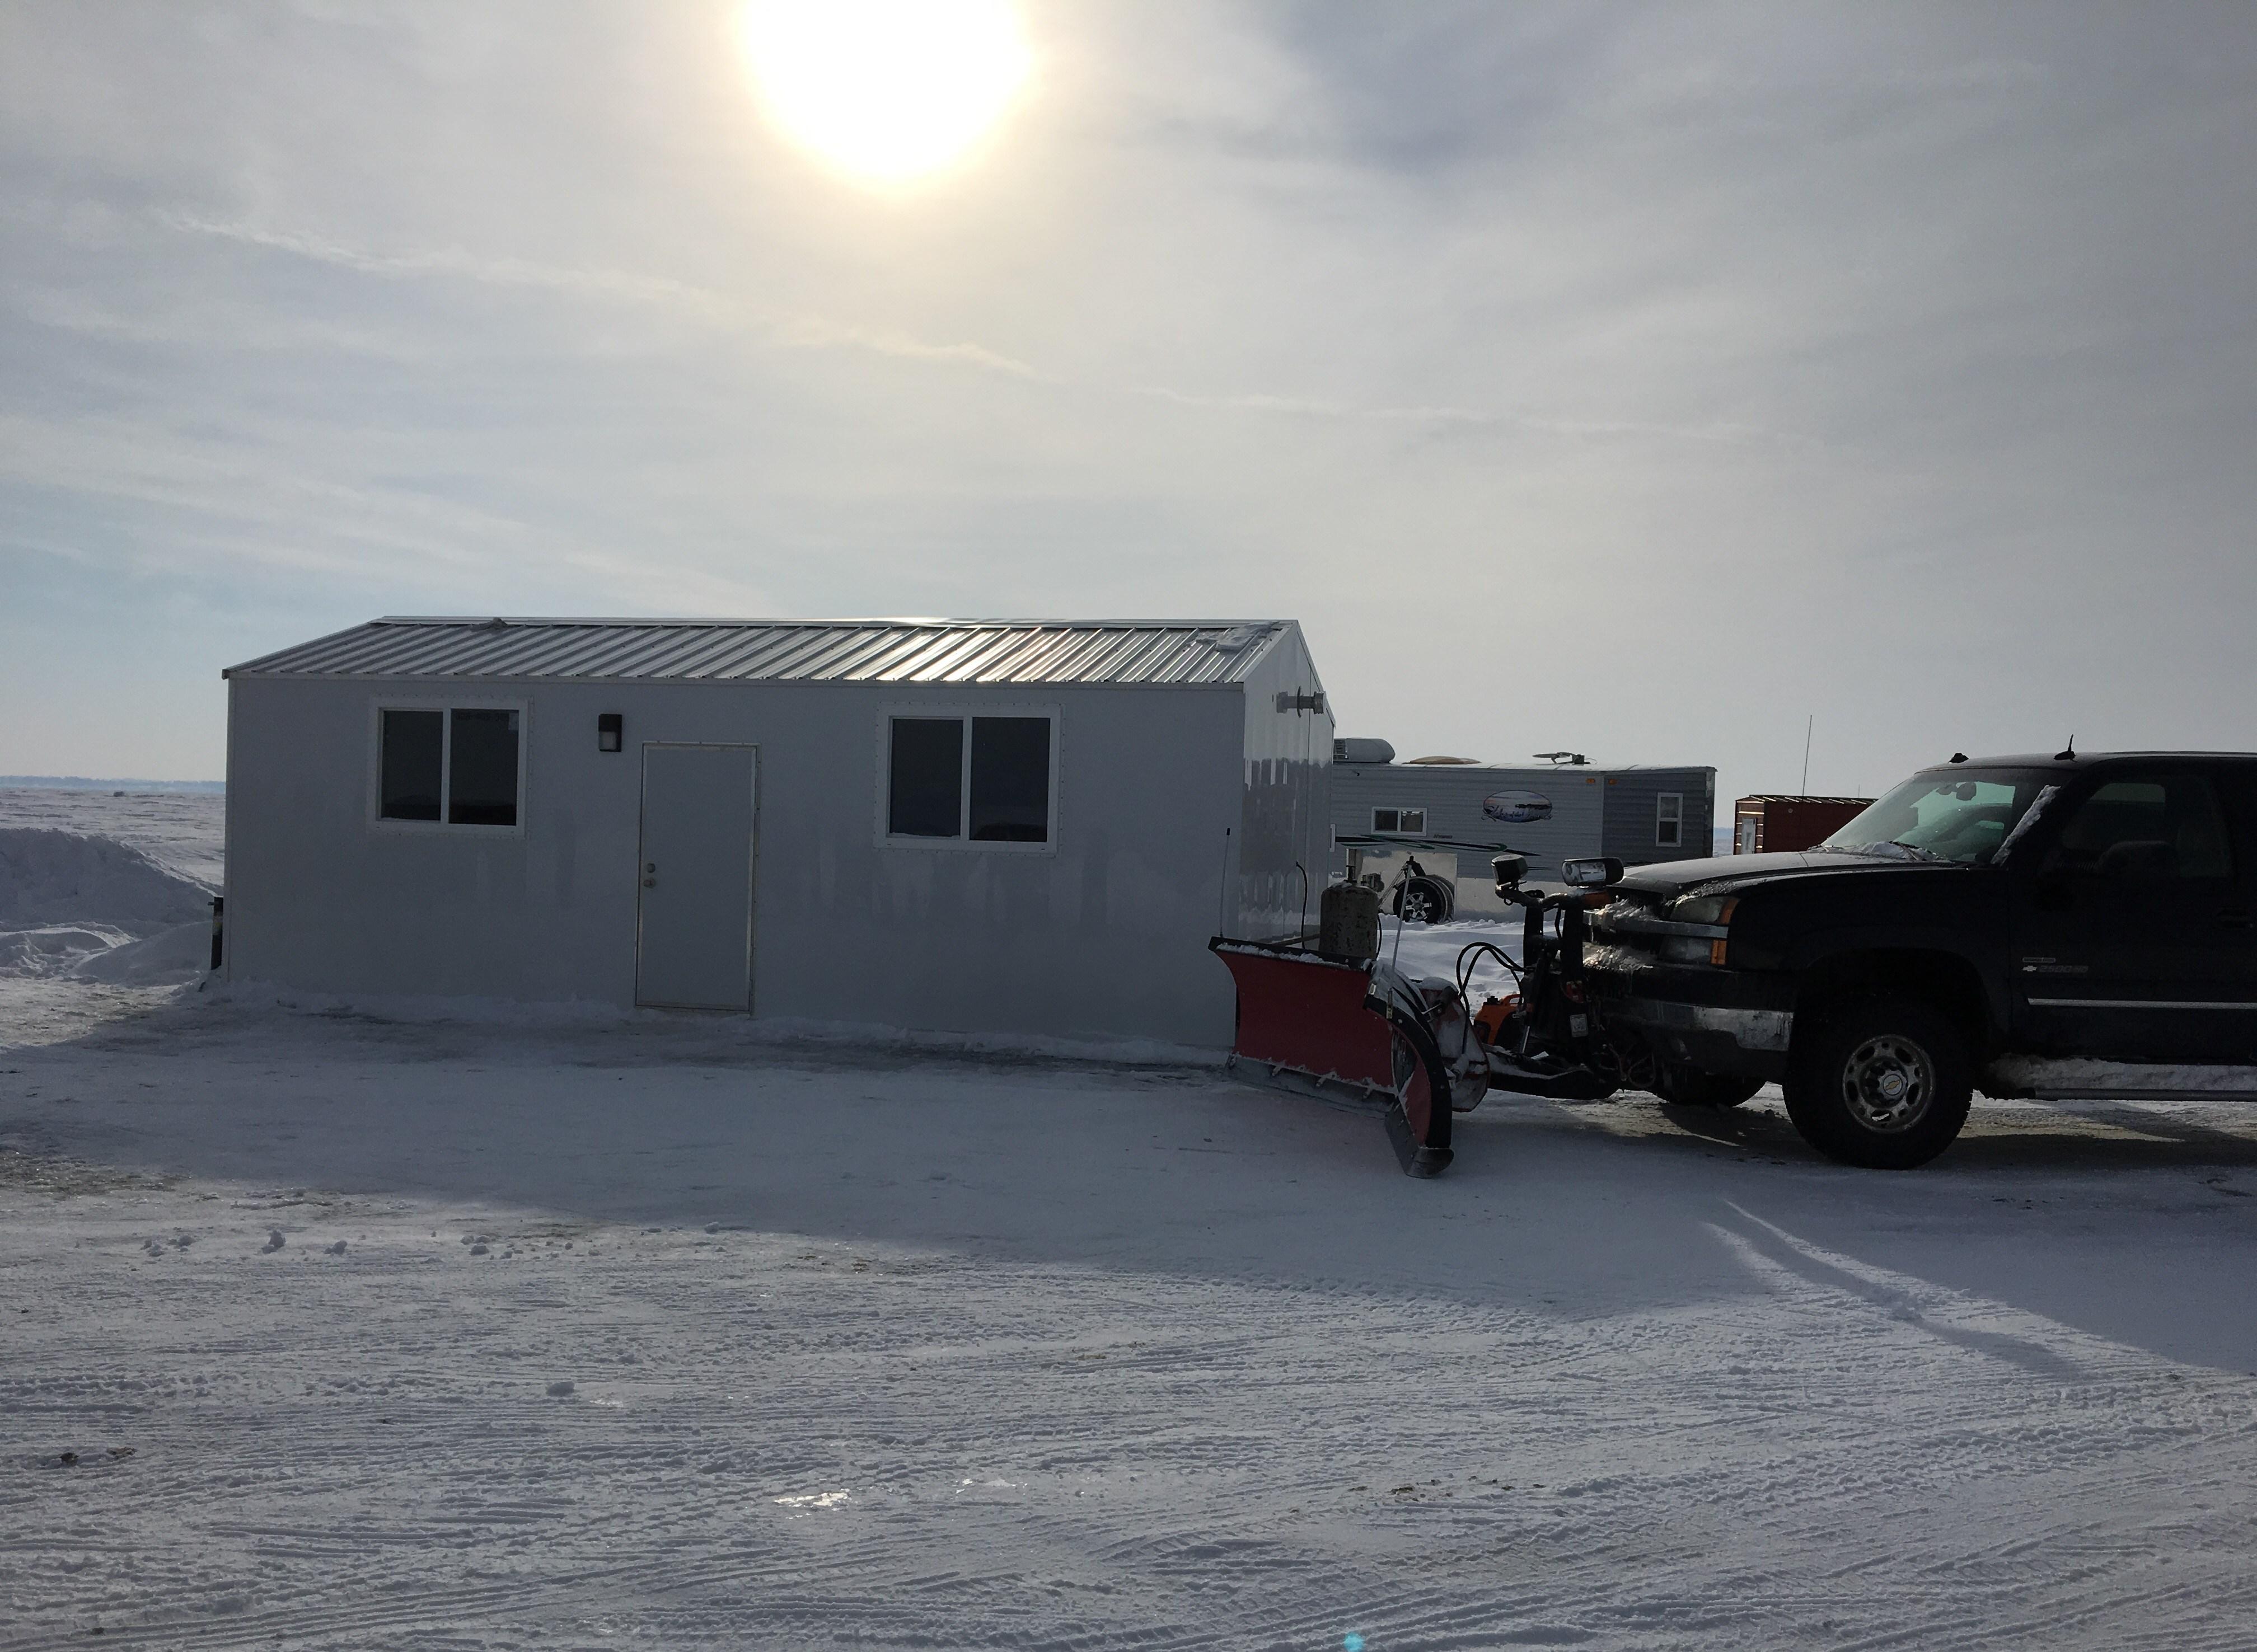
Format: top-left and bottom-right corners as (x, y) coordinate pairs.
(2221, 909), (2253, 928)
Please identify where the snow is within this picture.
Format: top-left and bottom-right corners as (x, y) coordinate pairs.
(0, 790), (223, 989)
(1376, 913), (1524, 999)
(6, 797), (2257, 1648)
(1991, 1053), (2257, 1095)
(0, 786), (226, 889)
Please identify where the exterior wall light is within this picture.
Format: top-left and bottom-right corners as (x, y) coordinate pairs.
(598, 713), (623, 753)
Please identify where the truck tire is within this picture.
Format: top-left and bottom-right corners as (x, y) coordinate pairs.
(1783, 996), (1972, 1168)
(1660, 1066), (1764, 1109)
(1393, 876), (1454, 926)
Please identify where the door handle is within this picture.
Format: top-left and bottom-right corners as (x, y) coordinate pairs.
(2221, 909), (2253, 928)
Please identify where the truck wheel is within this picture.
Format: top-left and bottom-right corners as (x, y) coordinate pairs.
(1394, 877), (1453, 926)
(1660, 1066), (1763, 1108)
(1783, 997), (1971, 1168)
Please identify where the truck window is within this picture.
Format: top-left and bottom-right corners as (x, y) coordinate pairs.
(2049, 775), (2234, 880)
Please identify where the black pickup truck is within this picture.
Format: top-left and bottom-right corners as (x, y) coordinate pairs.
(1585, 751), (2257, 1167)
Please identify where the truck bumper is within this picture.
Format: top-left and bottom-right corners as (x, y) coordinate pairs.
(1588, 957), (1797, 1081)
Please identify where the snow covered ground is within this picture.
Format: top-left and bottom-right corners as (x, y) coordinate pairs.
(0, 787), (223, 994)
(6, 797), (2257, 1649)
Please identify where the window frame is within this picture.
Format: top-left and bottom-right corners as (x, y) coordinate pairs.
(873, 702), (1061, 855)
(1371, 806), (1428, 836)
(367, 698), (530, 837)
(1656, 792), (1684, 848)
(2045, 768), (2238, 882)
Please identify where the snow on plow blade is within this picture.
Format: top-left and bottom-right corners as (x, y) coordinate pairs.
(1209, 938), (1453, 1177)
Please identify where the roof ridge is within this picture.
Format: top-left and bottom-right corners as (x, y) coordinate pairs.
(367, 616), (1285, 630)
(224, 617), (1302, 687)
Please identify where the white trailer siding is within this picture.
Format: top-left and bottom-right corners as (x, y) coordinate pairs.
(1233, 625), (1333, 942)
(222, 619), (1324, 1049)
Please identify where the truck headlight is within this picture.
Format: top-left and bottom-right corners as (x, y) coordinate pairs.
(1670, 894), (1739, 927)
(1668, 893), (1739, 965)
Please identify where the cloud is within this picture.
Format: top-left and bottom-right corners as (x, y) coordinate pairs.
(159, 210), (1816, 450)
(2, 0), (2255, 788)
(160, 211), (1045, 379)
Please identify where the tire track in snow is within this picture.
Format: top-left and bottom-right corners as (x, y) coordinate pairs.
(10, 1116), (2257, 1648)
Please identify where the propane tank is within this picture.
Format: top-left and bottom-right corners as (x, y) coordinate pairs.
(1319, 880), (1382, 960)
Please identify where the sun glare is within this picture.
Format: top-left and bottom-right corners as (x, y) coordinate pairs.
(739, 0), (1033, 186)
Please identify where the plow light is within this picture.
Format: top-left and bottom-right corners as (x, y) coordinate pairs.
(1561, 857), (1623, 888)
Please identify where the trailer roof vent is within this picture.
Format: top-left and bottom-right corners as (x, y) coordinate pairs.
(1334, 738), (1394, 766)
(1406, 755), (1478, 765)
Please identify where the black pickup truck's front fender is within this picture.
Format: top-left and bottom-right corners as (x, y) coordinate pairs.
(1776, 926), (2011, 1052)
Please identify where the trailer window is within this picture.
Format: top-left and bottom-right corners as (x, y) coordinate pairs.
(376, 705), (521, 829)
(379, 709), (444, 822)
(969, 717), (1050, 842)
(1373, 808), (1425, 835)
(887, 718), (963, 837)
(885, 712), (1055, 847)
(448, 710), (520, 825)
(1656, 793), (1683, 847)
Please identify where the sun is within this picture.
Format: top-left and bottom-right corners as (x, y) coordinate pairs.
(739, 0), (1033, 186)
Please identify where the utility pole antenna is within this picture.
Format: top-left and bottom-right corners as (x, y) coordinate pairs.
(1800, 715), (1813, 795)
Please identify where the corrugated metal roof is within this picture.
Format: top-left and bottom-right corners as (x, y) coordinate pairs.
(224, 618), (1294, 687)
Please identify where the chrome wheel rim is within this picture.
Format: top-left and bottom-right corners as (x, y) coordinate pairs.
(1401, 890), (1441, 924)
(1839, 1034), (1934, 1133)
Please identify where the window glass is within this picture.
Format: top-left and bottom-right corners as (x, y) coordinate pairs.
(379, 709), (444, 822)
(448, 708), (520, 826)
(1373, 809), (1398, 832)
(1657, 794), (1683, 846)
(1820, 770), (2053, 865)
(888, 718), (963, 838)
(969, 717), (1050, 842)
(1402, 809), (1425, 833)
(2052, 775), (2234, 880)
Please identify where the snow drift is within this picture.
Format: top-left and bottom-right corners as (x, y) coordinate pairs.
(0, 826), (214, 982)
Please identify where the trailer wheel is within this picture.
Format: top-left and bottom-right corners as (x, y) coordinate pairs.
(1660, 1066), (1763, 1109)
(1393, 876), (1453, 926)
(1783, 996), (1971, 1168)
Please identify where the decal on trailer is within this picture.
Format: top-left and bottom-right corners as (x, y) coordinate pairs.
(1483, 790), (1553, 824)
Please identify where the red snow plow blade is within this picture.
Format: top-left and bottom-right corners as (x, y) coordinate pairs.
(1209, 938), (1452, 1177)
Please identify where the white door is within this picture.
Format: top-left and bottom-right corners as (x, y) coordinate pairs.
(635, 743), (757, 1010)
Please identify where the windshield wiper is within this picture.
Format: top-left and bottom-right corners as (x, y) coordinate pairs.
(1810, 840), (1944, 862)
(1886, 839), (1945, 862)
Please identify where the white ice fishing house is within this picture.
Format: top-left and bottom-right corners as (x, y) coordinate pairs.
(218, 618), (1333, 1047)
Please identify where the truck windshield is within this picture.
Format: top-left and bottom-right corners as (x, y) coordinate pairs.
(1818, 770), (2054, 866)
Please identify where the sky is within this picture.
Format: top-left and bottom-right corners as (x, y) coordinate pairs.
(4, 1), (2255, 801)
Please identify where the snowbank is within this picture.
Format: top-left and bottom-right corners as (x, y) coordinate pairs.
(0, 787), (226, 888)
(0, 826), (214, 927)
(0, 827), (215, 983)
